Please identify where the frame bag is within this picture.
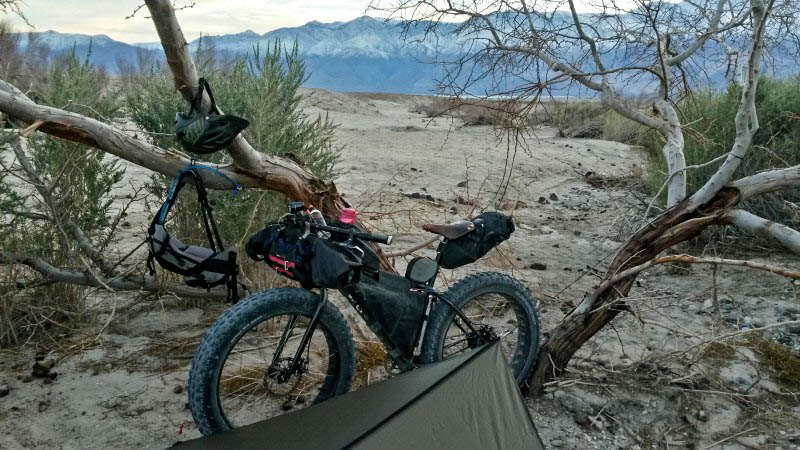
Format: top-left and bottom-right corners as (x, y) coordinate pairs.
(352, 271), (427, 356)
(438, 211), (515, 269)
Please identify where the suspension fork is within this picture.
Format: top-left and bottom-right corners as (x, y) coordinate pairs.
(272, 289), (328, 374)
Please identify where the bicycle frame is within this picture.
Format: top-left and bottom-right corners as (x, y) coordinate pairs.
(271, 238), (486, 376)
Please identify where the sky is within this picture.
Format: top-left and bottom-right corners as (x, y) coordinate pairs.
(6, 0), (375, 43)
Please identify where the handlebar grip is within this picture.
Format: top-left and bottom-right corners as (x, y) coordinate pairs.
(366, 233), (393, 245)
(309, 222), (393, 245)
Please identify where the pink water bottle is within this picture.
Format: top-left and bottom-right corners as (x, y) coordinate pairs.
(339, 208), (357, 225)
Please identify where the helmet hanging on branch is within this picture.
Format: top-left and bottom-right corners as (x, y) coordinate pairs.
(175, 78), (249, 155)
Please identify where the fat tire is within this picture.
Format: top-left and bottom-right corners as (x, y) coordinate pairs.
(188, 288), (356, 435)
(421, 272), (541, 384)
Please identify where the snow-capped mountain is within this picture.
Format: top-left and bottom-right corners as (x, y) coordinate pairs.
(185, 16), (463, 59)
(17, 31), (150, 71)
(13, 11), (798, 95)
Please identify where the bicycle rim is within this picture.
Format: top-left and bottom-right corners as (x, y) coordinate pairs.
(216, 313), (338, 428)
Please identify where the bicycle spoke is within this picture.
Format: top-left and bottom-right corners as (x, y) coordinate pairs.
(218, 313), (335, 428)
(443, 292), (521, 364)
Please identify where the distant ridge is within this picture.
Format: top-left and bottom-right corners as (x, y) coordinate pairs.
(13, 12), (798, 95)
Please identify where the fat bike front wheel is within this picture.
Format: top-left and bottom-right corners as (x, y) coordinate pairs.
(188, 288), (356, 435)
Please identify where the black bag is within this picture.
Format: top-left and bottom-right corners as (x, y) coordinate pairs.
(245, 224), (316, 288)
(352, 271), (427, 356)
(146, 167), (241, 301)
(438, 211), (515, 269)
(310, 239), (362, 288)
(327, 218), (380, 272)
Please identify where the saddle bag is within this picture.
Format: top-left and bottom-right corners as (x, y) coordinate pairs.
(352, 271), (427, 356)
(438, 211), (515, 269)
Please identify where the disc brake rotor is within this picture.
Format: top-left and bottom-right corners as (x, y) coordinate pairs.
(264, 357), (306, 396)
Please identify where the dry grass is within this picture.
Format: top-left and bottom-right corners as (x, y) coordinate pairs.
(352, 340), (387, 390)
(220, 366), (267, 396)
(748, 335), (800, 389)
(698, 341), (737, 361)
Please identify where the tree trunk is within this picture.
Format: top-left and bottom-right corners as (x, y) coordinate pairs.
(654, 100), (687, 206)
(526, 189), (737, 390)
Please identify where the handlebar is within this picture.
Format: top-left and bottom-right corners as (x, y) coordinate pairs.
(310, 222), (393, 245)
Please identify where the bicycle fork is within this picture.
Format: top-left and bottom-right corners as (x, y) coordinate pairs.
(271, 289), (328, 377)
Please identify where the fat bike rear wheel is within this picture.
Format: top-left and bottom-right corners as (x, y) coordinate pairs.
(421, 272), (541, 385)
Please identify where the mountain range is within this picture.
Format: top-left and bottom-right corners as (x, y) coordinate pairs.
(14, 13), (797, 95)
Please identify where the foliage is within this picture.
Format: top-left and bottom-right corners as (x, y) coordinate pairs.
(642, 78), (800, 227)
(0, 50), (124, 345)
(26, 52), (124, 256)
(124, 41), (342, 251)
(0, 50), (124, 257)
(548, 100), (642, 143)
(748, 334), (800, 390)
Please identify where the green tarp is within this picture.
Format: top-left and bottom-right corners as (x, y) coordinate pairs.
(180, 342), (544, 449)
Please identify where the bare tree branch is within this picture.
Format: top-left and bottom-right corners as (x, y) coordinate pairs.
(725, 208), (800, 254)
(144, 0), (291, 175)
(0, 252), (228, 299)
(689, 0), (773, 206)
(730, 164), (800, 200)
(0, 87), (260, 190)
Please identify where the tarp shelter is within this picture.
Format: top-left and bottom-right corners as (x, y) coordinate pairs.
(180, 342), (544, 449)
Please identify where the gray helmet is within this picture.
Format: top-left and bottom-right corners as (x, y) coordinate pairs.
(175, 78), (249, 155)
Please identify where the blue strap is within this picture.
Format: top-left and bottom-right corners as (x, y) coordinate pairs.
(156, 164), (243, 224)
(181, 164), (242, 193)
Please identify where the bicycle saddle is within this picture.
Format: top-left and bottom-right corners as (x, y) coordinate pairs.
(422, 220), (475, 239)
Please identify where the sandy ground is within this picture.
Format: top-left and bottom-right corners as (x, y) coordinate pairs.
(1, 89), (799, 449)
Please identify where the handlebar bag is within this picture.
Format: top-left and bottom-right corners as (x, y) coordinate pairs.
(326, 218), (380, 272)
(310, 239), (362, 288)
(245, 224), (315, 288)
(438, 211), (515, 269)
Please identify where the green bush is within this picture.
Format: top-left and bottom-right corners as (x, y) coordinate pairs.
(0, 50), (124, 344)
(551, 101), (607, 132)
(642, 78), (800, 227)
(124, 42), (342, 279)
(548, 101), (642, 143)
(4, 51), (124, 262)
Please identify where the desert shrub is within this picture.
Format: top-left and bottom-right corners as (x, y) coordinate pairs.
(0, 51), (123, 345)
(748, 334), (800, 390)
(411, 97), (531, 127)
(552, 101), (606, 132)
(410, 97), (457, 118)
(549, 100), (642, 142)
(642, 78), (800, 227)
(602, 110), (642, 143)
(124, 42), (341, 284)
